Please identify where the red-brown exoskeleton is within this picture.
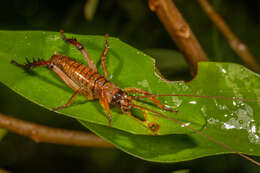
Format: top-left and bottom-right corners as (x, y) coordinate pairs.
(11, 30), (260, 166)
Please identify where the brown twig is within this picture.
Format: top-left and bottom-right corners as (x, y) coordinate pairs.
(0, 113), (114, 148)
(0, 168), (11, 173)
(197, 0), (260, 73)
(148, 0), (208, 76)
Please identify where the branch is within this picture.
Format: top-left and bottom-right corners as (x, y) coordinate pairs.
(0, 113), (114, 148)
(0, 168), (11, 173)
(197, 0), (260, 73)
(148, 0), (208, 76)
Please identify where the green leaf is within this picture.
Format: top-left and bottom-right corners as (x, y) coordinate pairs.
(0, 30), (206, 135)
(79, 63), (260, 162)
(0, 129), (7, 141)
(0, 30), (259, 162)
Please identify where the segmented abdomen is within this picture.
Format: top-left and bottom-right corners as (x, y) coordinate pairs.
(50, 54), (107, 96)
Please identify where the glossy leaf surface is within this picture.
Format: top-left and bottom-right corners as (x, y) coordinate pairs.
(0, 30), (259, 162)
(0, 30), (205, 135)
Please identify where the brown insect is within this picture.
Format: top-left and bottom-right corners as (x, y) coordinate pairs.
(11, 30), (177, 128)
(11, 30), (260, 166)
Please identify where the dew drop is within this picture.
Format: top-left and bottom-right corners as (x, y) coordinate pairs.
(137, 80), (149, 88)
(207, 117), (219, 124)
(251, 125), (256, 133)
(181, 122), (190, 127)
(189, 101), (197, 104)
(171, 96), (182, 107)
(223, 123), (235, 129)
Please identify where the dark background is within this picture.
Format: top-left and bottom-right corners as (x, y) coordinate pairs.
(0, 0), (260, 172)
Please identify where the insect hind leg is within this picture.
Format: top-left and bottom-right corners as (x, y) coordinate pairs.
(100, 34), (109, 79)
(11, 58), (50, 70)
(60, 29), (97, 72)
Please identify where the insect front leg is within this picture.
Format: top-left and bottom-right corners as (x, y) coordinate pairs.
(100, 34), (109, 79)
(124, 87), (178, 113)
(98, 88), (112, 126)
(60, 29), (97, 72)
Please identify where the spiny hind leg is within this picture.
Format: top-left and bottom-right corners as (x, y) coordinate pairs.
(124, 87), (178, 113)
(98, 88), (112, 127)
(100, 34), (109, 79)
(60, 29), (97, 72)
(52, 89), (81, 111)
(11, 58), (50, 70)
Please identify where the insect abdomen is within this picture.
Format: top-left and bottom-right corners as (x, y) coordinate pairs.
(50, 55), (107, 95)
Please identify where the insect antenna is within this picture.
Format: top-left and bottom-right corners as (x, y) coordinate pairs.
(132, 94), (260, 103)
(131, 103), (260, 166)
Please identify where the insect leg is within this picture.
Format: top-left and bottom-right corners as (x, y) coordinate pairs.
(100, 34), (109, 79)
(52, 89), (81, 111)
(60, 29), (97, 72)
(124, 87), (178, 113)
(11, 59), (50, 70)
(98, 88), (112, 126)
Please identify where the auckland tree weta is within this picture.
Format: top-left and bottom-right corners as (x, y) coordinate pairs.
(11, 30), (177, 128)
(11, 30), (260, 166)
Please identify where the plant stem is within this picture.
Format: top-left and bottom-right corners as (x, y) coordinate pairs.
(197, 0), (260, 73)
(0, 113), (114, 148)
(148, 0), (208, 76)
